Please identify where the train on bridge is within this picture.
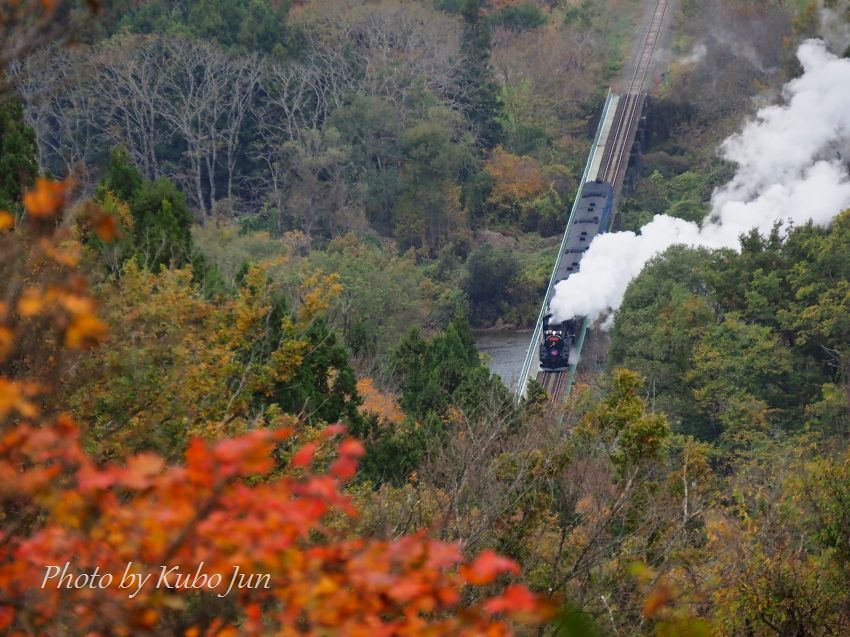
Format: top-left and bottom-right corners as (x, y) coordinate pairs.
(519, 0), (670, 402)
(538, 180), (614, 371)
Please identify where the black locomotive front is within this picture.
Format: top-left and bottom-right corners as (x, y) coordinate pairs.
(539, 315), (575, 371)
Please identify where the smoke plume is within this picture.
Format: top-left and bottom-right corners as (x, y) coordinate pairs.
(550, 39), (850, 327)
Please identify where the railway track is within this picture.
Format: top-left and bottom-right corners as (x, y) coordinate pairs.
(528, 0), (671, 406)
(537, 368), (568, 399)
(599, 0), (670, 191)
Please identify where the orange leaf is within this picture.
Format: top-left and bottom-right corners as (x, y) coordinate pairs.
(484, 585), (537, 614)
(425, 542), (462, 570)
(0, 211), (14, 232)
(214, 433), (275, 475)
(186, 438), (214, 485)
(0, 379), (39, 420)
(65, 313), (107, 349)
(23, 178), (70, 218)
(245, 603), (261, 622)
(643, 584), (673, 618)
(291, 442), (319, 468)
(77, 464), (117, 493)
(339, 438), (365, 458)
(437, 586), (460, 606)
(0, 326), (12, 361)
(322, 423), (347, 438)
(39, 238), (81, 266)
(57, 294), (95, 318)
(93, 212), (121, 242)
(330, 456), (358, 481)
(387, 579), (427, 603)
(461, 550), (520, 585)
(272, 427), (294, 441)
(17, 288), (43, 317)
(120, 453), (165, 489)
(0, 605), (14, 630)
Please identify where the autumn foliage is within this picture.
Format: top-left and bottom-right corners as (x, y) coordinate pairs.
(0, 181), (551, 635)
(485, 148), (548, 205)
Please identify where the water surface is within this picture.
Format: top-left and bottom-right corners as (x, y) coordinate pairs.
(473, 329), (533, 391)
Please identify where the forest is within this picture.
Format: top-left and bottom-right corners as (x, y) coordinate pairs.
(1, 0), (850, 635)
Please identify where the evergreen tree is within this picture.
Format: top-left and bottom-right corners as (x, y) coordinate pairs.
(464, 244), (520, 325)
(0, 96), (38, 212)
(392, 318), (511, 422)
(270, 312), (362, 427)
(349, 411), (430, 487)
(458, 0), (503, 149)
(97, 146), (143, 203)
(130, 178), (194, 270)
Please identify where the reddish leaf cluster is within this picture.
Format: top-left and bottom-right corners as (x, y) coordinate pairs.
(0, 417), (550, 635)
(0, 180), (552, 635)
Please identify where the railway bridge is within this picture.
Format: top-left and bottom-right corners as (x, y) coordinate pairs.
(515, 0), (672, 403)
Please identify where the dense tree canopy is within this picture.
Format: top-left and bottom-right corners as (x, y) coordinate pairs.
(611, 214), (850, 444)
(112, 0), (291, 52)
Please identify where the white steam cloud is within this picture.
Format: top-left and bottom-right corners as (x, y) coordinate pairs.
(550, 40), (850, 327)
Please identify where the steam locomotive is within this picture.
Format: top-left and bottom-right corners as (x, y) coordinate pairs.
(539, 314), (578, 371)
(539, 180), (614, 371)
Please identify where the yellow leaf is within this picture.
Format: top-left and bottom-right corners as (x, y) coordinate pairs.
(0, 379), (40, 420)
(17, 288), (43, 317)
(58, 293), (95, 316)
(314, 576), (338, 596)
(65, 313), (107, 349)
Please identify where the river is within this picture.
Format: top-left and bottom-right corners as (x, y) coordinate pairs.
(473, 329), (533, 391)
